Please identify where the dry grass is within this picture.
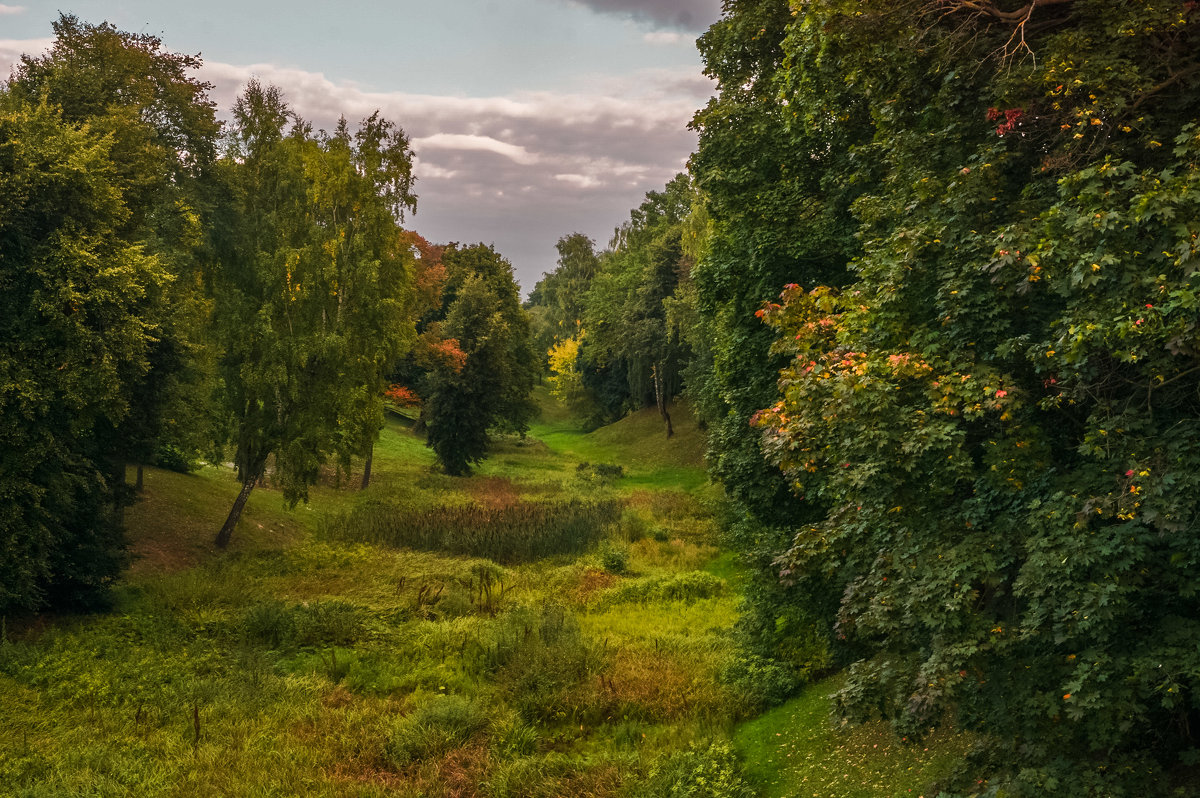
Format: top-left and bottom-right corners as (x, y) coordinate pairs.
(468, 476), (522, 509)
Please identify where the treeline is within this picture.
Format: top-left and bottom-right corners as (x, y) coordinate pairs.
(535, 0), (1200, 794)
(0, 16), (534, 614)
(527, 174), (703, 433)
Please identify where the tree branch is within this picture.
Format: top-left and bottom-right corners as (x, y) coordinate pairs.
(936, 0), (1075, 24)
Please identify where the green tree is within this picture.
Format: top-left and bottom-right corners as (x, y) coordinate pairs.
(527, 232), (600, 360)
(745, 1), (1200, 793)
(209, 82), (417, 546)
(10, 14), (222, 495)
(0, 90), (164, 612)
(582, 174), (698, 435)
(424, 244), (537, 475)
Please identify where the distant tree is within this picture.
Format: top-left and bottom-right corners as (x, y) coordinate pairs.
(527, 233), (600, 361)
(424, 244), (537, 475)
(584, 174), (696, 435)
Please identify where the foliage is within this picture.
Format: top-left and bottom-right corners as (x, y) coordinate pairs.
(599, 543), (630, 575)
(547, 332), (592, 414)
(0, 14), (227, 613)
(601, 571), (725, 606)
(208, 80), (418, 543)
(631, 741), (756, 798)
(10, 13), (222, 486)
(0, 90), (149, 612)
(527, 232), (600, 362)
(423, 243), (538, 475)
(741, 1), (1200, 793)
(384, 383), (421, 407)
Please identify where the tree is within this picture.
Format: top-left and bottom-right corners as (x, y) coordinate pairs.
(209, 82), (417, 547)
(744, 1), (1200, 793)
(0, 90), (164, 612)
(527, 233), (600, 362)
(10, 14), (222, 496)
(424, 244), (537, 475)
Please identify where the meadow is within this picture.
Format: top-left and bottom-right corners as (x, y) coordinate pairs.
(0, 395), (971, 797)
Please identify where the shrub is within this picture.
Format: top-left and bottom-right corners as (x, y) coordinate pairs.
(600, 544), (630, 575)
(384, 694), (488, 767)
(720, 652), (800, 715)
(327, 498), (622, 563)
(601, 571), (725, 606)
(632, 741), (756, 798)
(154, 444), (199, 473)
(473, 604), (604, 724)
(575, 461), (624, 482)
(240, 600), (366, 649)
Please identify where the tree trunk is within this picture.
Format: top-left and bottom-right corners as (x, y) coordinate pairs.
(111, 457), (127, 525)
(215, 476), (256, 549)
(135, 463), (144, 493)
(652, 362), (674, 438)
(360, 442), (374, 490)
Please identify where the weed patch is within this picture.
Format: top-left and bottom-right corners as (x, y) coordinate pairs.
(327, 498), (622, 563)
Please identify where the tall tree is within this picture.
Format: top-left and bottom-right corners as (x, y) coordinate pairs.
(10, 14), (222, 496)
(424, 243), (537, 475)
(0, 90), (164, 612)
(744, 1), (1200, 793)
(209, 82), (417, 547)
(584, 175), (697, 434)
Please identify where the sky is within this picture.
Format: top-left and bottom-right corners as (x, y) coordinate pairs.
(0, 0), (722, 293)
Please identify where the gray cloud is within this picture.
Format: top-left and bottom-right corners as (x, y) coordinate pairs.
(565, 0), (722, 32)
(200, 60), (711, 292)
(2, 39), (713, 294)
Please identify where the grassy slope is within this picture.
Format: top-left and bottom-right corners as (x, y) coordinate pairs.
(1, 394), (969, 797)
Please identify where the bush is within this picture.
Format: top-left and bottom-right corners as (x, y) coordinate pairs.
(327, 498), (622, 563)
(384, 694), (488, 767)
(631, 741), (756, 798)
(473, 604), (604, 724)
(720, 652), (800, 715)
(575, 461), (624, 482)
(240, 600), (366, 649)
(600, 544), (630, 575)
(601, 571), (725, 606)
(153, 444), (199, 473)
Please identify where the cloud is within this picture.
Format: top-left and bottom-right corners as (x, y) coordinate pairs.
(0, 5), (25, 16)
(0, 39), (712, 293)
(565, 0), (721, 31)
(413, 133), (539, 166)
(0, 36), (49, 70)
(644, 31), (687, 45)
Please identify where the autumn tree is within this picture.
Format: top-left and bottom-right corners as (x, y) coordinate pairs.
(423, 244), (537, 475)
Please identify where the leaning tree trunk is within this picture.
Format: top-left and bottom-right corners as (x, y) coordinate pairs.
(215, 474), (257, 549)
(360, 441), (374, 490)
(652, 362), (674, 438)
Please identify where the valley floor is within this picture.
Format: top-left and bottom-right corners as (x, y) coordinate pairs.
(0, 399), (970, 797)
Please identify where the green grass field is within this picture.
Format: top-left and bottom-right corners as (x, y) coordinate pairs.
(0, 392), (970, 797)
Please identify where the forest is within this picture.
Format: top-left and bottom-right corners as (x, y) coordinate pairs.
(2, 2), (1199, 796)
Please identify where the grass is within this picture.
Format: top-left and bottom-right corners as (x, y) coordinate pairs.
(734, 677), (975, 798)
(1, 393), (972, 797)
